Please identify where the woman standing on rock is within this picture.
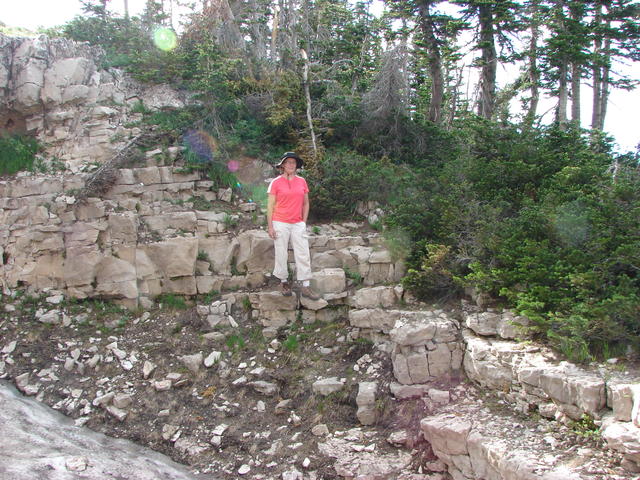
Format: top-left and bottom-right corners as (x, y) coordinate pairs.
(267, 152), (321, 300)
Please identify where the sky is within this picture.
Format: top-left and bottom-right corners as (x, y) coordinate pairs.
(2, 0), (639, 153)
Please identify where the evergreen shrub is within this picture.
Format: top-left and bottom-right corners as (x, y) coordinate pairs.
(0, 134), (41, 175)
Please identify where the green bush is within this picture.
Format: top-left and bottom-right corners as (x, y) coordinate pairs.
(306, 148), (408, 220)
(0, 135), (41, 175)
(384, 121), (639, 361)
(402, 242), (463, 301)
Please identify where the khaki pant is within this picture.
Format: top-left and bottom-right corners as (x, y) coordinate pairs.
(272, 221), (312, 282)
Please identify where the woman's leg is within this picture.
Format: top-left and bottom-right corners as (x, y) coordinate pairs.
(290, 222), (312, 281)
(272, 221), (292, 281)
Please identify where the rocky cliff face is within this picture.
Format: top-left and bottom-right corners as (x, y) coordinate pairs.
(0, 34), (188, 171)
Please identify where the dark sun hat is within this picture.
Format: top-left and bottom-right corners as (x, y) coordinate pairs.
(275, 152), (304, 169)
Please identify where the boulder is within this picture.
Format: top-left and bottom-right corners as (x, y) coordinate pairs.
(140, 238), (198, 278)
(356, 382), (377, 425)
(312, 377), (345, 396)
(312, 268), (346, 294)
(351, 286), (398, 309)
(235, 230), (274, 274)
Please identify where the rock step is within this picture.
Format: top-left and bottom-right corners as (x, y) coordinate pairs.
(420, 402), (619, 480)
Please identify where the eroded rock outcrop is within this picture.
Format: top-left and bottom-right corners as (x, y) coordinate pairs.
(0, 34), (189, 171)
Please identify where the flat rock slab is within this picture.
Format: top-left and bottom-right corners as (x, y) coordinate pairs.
(0, 381), (217, 480)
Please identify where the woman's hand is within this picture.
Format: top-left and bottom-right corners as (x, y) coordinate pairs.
(268, 225), (277, 239)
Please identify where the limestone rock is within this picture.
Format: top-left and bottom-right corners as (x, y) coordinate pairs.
(249, 381), (279, 396)
(351, 285), (399, 309)
(312, 377), (345, 396)
(356, 382), (377, 426)
(179, 353), (203, 374)
(0, 382), (202, 480)
(602, 414), (640, 466)
(312, 268), (346, 294)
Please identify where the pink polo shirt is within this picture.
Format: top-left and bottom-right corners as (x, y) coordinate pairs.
(267, 175), (309, 224)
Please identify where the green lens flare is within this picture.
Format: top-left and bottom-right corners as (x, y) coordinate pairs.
(153, 27), (177, 51)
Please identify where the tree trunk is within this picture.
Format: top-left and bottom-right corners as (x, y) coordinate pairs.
(248, 0), (267, 61)
(571, 61), (581, 124)
(271, 3), (281, 62)
(124, 0), (129, 19)
(557, 59), (568, 126)
(416, 0), (444, 123)
(523, 0), (541, 128)
(591, 2), (603, 130)
(598, 35), (612, 130)
(477, 3), (497, 119)
(300, 49), (318, 158)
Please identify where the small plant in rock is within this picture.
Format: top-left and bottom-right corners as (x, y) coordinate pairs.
(201, 385), (217, 398)
(158, 294), (188, 310)
(241, 295), (252, 312)
(223, 213), (238, 229)
(230, 259), (243, 276)
(188, 195), (213, 211)
(283, 334), (300, 352)
(226, 334), (245, 351)
(312, 225), (321, 235)
(130, 100), (148, 114)
(370, 220), (382, 231)
(201, 290), (220, 304)
(570, 414), (601, 440)
(197, 250), (210, 262)
(344, 266), (363, 286)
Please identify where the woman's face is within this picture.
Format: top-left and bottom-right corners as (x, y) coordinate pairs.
(282, 157), (297, 174)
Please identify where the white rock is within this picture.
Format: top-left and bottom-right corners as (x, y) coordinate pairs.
(37, 310), (61, 324)
(93, 392), (115, 407)
(65, 457), (88, 472)
(2, 341), (17, 354)
(154, 380), (172, 391)
(312, 377), (345, 396)
(238, 464), (251, 475)
(86, 354), (101, 368)
(249, 381), (279, 396)
(282, 468), (303, 480)
(162, 424), (180, 441)
(211, 424), (229, 436)
(46, 294), (64, 305)
(106, 405), (128, 422)
(179, 353), (203, 374)
(311, 424), (330, 436)
(113, 393), (133, 409)
(428, 388), (450, 404)
(232, 376), (247, 385)
(143, 360), (156, 379)
(204, 351), (222, 368)
(64, 358), (75, 371)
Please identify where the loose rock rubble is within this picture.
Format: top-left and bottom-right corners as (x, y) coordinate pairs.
(1, 287), (637, 480)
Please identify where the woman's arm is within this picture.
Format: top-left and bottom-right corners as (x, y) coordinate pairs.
(267, 193), (277, 239)
(302, 193), (310, 224)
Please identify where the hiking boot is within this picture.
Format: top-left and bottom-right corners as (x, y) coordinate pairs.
(280, 281), (292, 296)
(300, 286), (321, 300)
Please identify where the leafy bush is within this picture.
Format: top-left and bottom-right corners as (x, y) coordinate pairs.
(0, 135), (41, 175)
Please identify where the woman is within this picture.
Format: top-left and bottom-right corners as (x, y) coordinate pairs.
(267, 152), (321, 300)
